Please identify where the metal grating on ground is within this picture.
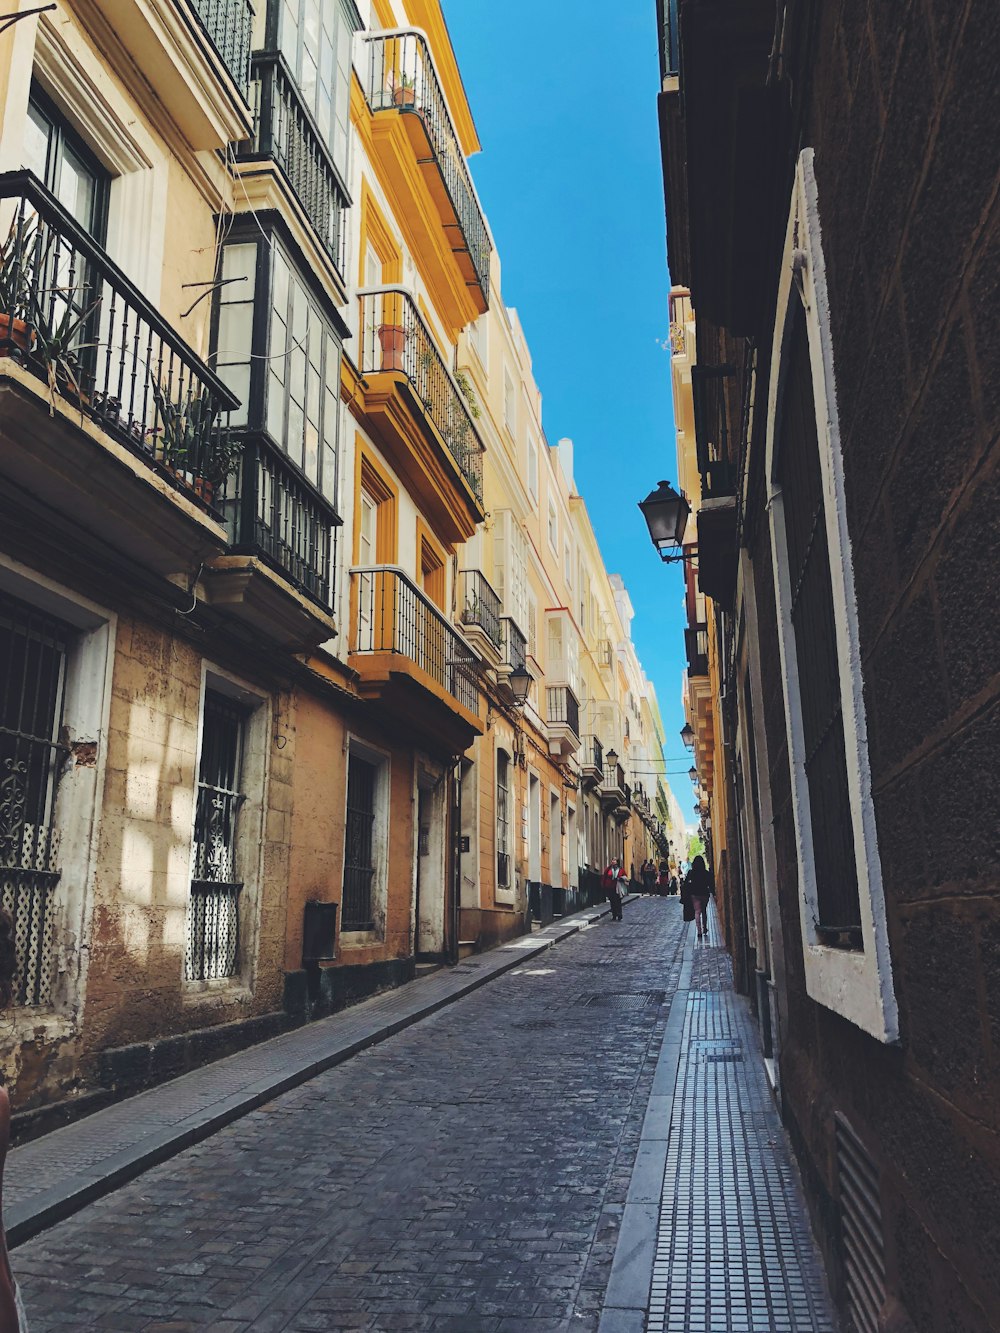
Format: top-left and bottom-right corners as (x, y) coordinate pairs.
(512, 1018), (557, 1030)
(582, 991), (666, 1010)
(647, 985), (838, 1333)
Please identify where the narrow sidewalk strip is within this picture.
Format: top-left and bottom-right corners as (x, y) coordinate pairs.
(6, 898), (630, 1249)
(600, 908), (839, 1332)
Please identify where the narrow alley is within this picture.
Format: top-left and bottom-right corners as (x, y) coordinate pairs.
(10, 901), (835, 1332)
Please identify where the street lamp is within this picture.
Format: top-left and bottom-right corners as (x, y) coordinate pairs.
(680, 723), (695, 749)
(688, 765), (698, 783)
(509, 664), (532, 706)
(638, 480), (693, 562)
(606, 747), (618, 768)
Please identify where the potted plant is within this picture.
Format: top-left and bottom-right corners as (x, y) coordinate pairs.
(0, 213), (37, 357)
(377, 320), (408, 371)
(390, 70), (416, 107)
(151, 382), (242, 507)
(29, 290), (102, 415)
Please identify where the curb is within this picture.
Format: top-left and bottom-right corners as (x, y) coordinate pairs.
(598, 919), (694, 1332)
(7, 900), (625, 1249)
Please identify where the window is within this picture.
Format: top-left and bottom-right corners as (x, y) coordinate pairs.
(188, 693), (247, 981)
(23, 86), (109, 241)
(343, 753), (378, 930)
(527, 592), (538, 661)
(496, 749), (510, 888)
(0, 589), (68, 1007)
(275, 0), (356, 175)
(492, 510), (529, 635)
(564, 539), (572, 588)
(503, 367), (516, 434)
(547, 497), (558, 551)
(215, 236), (341, 506)
(775, 300), (860, 935)
(418, 523), (445, 610)
(526, 434), (538, 498)
(469, 313), (488, 370)
(766, 148), (897, 1042)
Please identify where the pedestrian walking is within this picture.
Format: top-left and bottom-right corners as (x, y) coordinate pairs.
(0, 909), (28, 1332)
(683, 855), (713, 939)
(657, 858), (670, 895)
(602, 857), (626, 921)
(641, 859), (657, 895)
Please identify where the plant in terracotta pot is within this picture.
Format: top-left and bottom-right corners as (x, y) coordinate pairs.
(29, 288), (102, 415)
(0, 212), (37, 357)
(151, 382), (243, 507)
(390, 70), (416, 107)
(377, 320), (408, 371)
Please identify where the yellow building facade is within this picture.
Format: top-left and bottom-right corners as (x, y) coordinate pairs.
(0, 0), (677, 1118)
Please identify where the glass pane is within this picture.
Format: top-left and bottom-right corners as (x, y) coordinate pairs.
(58, 143), (98, 234)
(23, 102), (51, 182)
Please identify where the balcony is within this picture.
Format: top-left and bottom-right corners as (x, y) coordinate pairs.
(601, 762), (628, 809)
(356, 288), (485, 542)
(202, 434), (340, 647)
(0, 171), (238, 577)
(240, 52), (350, 290)
(351, 566), (483, 751)
(458, 568), (502, 663)
(89, 0), (253, 149)
(545, 684), (580, 757)
(581, 736), (604, 785)
(363, 30), (491, 328)
(685, 623), (709, 678)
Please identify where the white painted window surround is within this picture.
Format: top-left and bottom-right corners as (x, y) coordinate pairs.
(30, 15), (168, 309)
(764, 148), (898, 1044)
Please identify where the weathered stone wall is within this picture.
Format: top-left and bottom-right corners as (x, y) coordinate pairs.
(745, 2), (1000, 1328)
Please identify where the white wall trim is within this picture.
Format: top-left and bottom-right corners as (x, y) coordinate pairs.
(764, 148), (898, 1044)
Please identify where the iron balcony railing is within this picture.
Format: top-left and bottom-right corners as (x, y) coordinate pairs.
(244, 52), (349, 277)
(190, 0), (254, 92)
(497, 850), (510, 889)
(602, 762), (627, 797)
(358, 287), (484, 503)
(657, 0), (680, 78)
(352, 566), (479, 716)
(225, 434), (338, 606)
(500, 616), (527, 672)
(581, 735), (604, 775)
(364, 30), (491, 304)
(685, 623), (709, 677)
(0, 172), (239, 510)
(459, 569), (502, 649)
(545, 684), (580, 738)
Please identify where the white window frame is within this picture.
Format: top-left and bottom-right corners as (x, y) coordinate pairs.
(526, 433), (539, 499)
(764, 148), (897, 1043)
(547, 496), (558, 552)
(503, 366), (516, 435)
(185, 666), (271, 997)
(342, 735), (391, 943)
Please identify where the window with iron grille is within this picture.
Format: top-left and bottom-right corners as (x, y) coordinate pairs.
(187, 692), (246, 981)
(343, 753), (377, 930)
(0, 590), (69, 1007)
(497, 750), (510, 888)
(775, 300), (861, 937)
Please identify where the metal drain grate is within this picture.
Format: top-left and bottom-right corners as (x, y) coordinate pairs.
(836, 1114), (885, 1333)
(513, 1018), (557, 1030)
(691, 1038), (743, 1062)
(582, 991), (666, 1010)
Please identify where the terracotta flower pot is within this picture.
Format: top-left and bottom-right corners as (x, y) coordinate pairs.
(392, 86), (416, 107)
(193, 476), (215, 506)
(378, 323), (407, 371)
(0, 314), (31, 356)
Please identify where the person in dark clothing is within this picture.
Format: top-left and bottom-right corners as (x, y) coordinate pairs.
(641, 860), (657, 895)
(683, 855), (713, 938)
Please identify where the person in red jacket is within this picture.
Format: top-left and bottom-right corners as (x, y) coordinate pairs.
(602, 858), (625, 921)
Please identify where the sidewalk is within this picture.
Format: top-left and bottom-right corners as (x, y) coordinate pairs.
(599, 906), (839, 1332)
(5, 898), (624, 1250)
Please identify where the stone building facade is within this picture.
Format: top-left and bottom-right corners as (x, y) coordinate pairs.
(658, 1), (1000, 1329)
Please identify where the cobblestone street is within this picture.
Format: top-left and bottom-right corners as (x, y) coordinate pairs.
(10, 901), (837, 1331)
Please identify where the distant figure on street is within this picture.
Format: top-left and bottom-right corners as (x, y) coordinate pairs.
(657, 858), (670, 894)
(0, 909), (28, 1332)
(602, 857), (625, 921)
(684, 855), (713, 939)
(667, 869), (680, 897)
(641, 860), (657, 895)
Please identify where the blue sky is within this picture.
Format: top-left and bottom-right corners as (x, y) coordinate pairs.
(446, 1), (694, 800)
